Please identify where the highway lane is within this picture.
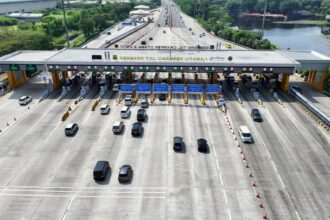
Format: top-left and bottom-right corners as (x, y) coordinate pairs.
(224, 81), (330, 219)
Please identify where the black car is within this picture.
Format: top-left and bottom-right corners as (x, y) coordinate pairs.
(137, 109), (146, 121)
(197, 138), (208, 153)
(292, 85), (303, 94)
(159, 94), (166, 101)
(174, 78), (182, 84)
(93, 161), (110, 181)
(251, 109), (263, 122)
(131, 122), (143, 136)
(173, 136), (184, 152)
(118, 165), (133, 183)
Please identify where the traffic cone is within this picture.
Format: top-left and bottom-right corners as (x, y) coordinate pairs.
(241, 153), (245, 160)
(263, 213), (267, 219)
(245, 163), (249, 168)
(259, 202), (264, 208)
(249, 172), (253, 177)
(256, 192), (260, 198)
(252, 181), (256, 187)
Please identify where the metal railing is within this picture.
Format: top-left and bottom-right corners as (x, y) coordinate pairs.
(289, 87), (330, 127)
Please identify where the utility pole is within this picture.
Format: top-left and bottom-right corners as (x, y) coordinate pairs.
(261, 0), (267, 38)
(61, 0), (70, 47)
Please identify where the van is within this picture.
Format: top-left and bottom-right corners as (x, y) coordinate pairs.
(239, 126), (253, 143)
(125, 95), (132, 106)
(113, 121), (124, 134)
(100, 104), (110, 115)
(120, 106), (130, 118)
(93, 161), (110, 181)
(65, 123), (78, 136)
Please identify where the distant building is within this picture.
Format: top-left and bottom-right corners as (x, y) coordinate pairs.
(7, 12), (44, 21)
(0, 0), (57, 14)
(134, 5), (149, 10)
(326, 15), (330, 22)
(129, 9), (151, 17)
(288, 10), (314, 20)
(239, 13), (285, 22)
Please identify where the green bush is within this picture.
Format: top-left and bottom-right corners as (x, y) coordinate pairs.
(0, 16), (18, 26)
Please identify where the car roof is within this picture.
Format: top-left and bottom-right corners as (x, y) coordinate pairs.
(119, 165), (131, 174)
(240, 125), (250, 133)
(20, 96), (27, 99)
(66, 123), (75, 128)
(133, 122), (142, 126)
(174, 136), (183, 142)
(113, 121), (122, 126)
(197, 138), (207, 144)
(138, 108), (145, 112)
(100, 104), (108, 108)
(121, 106), (129, 110)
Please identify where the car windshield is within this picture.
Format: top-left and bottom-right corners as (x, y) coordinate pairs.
(243, 133), (251, 137)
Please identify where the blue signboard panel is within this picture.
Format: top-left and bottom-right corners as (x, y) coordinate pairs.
(120, 84), (133, 93)
(136, 84), (151, 93)
(205, 84), (219, 94)
(187, 84), (203, 94)
(153, 84), (168, 93)
(171, 84), (185, 93)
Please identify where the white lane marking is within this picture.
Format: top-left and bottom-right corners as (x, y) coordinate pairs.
(265, 149), (272, 160)
(253, 118), (302, 220)
(66, 196), (74, 211)
(42, 121), (62, 142)
(14, 104), (52, 143)
(271, 161), (278, 173)
(204, 99), (233, 220)
(144, 104), (153, 143)
(295, 211), (302, 220)
(204, 103), (224, 187)
(1, 194), (166, 199)
(2, 189), (166, 194)
(227, 208), (232, 220)
(184, 104), (198, 209)
(0, 185), (166, 189)
(223, 189), (228, 204)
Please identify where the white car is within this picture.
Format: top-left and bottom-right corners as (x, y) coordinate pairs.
(65, 123), (79, 136)
(141, 99), (149, 108)
(112, 121), (124, 134)
(100, 104), (110, 115)
(19, 96), (32, 105)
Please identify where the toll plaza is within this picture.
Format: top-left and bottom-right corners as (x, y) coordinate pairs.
(0, 48), (329, 100)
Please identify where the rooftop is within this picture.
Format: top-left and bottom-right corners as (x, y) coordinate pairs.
(0, 48), (300, 67)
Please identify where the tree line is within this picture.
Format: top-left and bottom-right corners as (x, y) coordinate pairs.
(175, 0), (276, 49)
(0, 1), (158, 57)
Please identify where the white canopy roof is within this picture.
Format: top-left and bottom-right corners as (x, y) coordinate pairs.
(129, 9), (151, 16)
(134, 5), (150, 10)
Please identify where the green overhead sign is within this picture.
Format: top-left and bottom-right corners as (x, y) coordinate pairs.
(26, 64), (37, 72)
(9, 64), (19, 71)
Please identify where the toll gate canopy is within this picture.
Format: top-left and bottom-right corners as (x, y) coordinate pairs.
(0, 48), (330, 73)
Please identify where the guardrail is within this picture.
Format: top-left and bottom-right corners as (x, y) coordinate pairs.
(104, 22), (150, 48)
(289, 88), (330, 128)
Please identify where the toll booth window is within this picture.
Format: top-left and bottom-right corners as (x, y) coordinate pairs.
(92, 55), (102, 60)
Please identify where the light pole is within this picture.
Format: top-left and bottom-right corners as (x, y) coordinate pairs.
(261, 0), (267, 38)
(61, 0), (70, 47)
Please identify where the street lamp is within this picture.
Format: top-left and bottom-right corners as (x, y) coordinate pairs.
(61, 0), (70, 47)
(261, 0), (267, 38)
